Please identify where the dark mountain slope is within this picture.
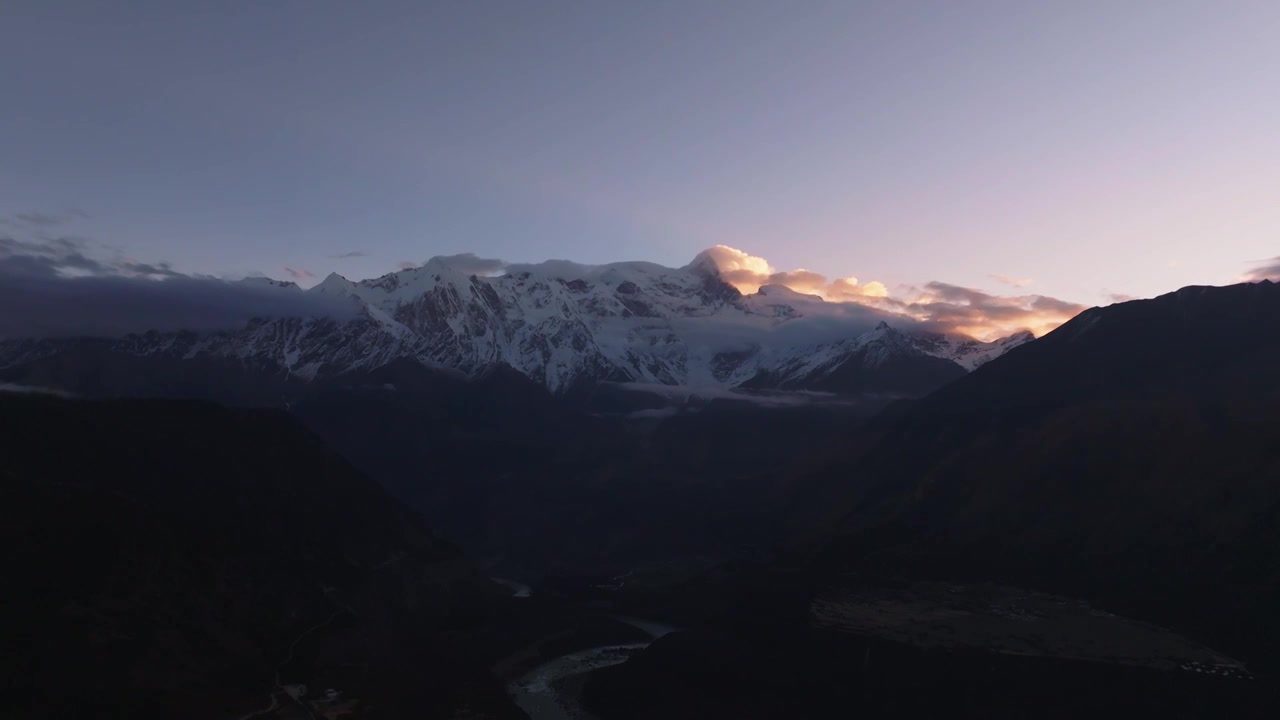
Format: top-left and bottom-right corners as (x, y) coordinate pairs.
(582, 282), (1280, 720)
(804, 280), (1280, 664)
(0, 393), (520, 719)
(293, 359), (877, 577)
(0, 339), (303, 406)
(0, 348), (883, 580)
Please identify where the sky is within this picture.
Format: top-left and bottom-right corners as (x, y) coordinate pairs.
(3, 1), (1279, 338)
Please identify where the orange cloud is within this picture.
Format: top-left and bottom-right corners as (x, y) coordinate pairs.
(701, 245), (1085, 341)
(879, 282), (1087, 341)
(699, 245), (889, 301)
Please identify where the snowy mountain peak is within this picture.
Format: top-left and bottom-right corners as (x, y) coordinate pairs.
(909, 329), (1036, 371)
(310, 272), (354, 295)
(685, 248), (724, 277)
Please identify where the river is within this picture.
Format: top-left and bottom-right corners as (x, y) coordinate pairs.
(492, 577), (533, 598)
(507, 617), (677, 720)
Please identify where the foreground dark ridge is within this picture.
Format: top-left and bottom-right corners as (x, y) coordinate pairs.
(790, 280), (1280, 665)
(0, 394), (521, 719)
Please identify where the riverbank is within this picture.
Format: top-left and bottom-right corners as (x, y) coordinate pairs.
(506, 618), (679, 720)
(509, 643), (649, 720)
(581, 580), (1278, 720)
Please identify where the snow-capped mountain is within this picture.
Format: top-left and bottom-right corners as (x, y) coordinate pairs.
(909, 329), (1037, 371)
(0, 251), (1034, 395)
(739, 321), (1001, 396)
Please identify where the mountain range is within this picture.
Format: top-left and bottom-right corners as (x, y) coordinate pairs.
(0, 251), (1032, 398)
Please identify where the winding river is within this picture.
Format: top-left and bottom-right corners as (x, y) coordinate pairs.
(492, 578), (676, 719)
(507, 616), (677, 720)
(492, 577), (533, 598)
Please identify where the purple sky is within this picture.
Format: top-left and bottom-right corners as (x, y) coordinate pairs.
(3, 1), (1278, 322)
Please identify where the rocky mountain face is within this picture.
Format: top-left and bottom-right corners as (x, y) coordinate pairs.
(0, 252), (1032, 397)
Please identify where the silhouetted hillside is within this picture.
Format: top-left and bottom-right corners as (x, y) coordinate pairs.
(294, 360), (875, 576)
(803, 280), (1280, 664)
(0, 393), (520, 719)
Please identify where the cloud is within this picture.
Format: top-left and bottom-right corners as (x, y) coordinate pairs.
(694, 245), (888, 301)
(668, 298), (895, 353)
(0, 382), (75, 398)
(0, 231), (1086, 343)
(329, 250), (369, 259)
(433, 253), (508, 275)
(396, 253), (508, 275)
(121, 260), (185, 279)
(613, 382), (857, 409)
(0, 236), (113, 277)
(1, 209), (89, 229)
(0, 237), (354, 338)
(864, 282), (1087, 340)
(694, 245), (773, 288)
(1242, 256), (1280, 283)
(989, 273), (1032, 288)
(696, 245), (1084, 340)
(504, 258), (600, 278)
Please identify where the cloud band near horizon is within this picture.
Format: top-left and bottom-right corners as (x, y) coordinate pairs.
(695, 245), (1086, 341)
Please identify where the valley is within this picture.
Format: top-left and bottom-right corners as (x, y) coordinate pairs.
(2, 277), (1279, 718)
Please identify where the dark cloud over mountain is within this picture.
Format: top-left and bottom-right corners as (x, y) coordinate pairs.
(432, 253), (508, 275)
(0, 236), (353, 338)
(1243, 256), (1280, 282)
(0, 209), (88, 229)
(394, 253), (507, 275)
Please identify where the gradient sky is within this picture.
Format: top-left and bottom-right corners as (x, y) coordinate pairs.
(3, 0), (1279, 308)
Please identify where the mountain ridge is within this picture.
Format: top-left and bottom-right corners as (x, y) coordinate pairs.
(794, 278), (1280, 665)
(0, 253), (1035, 396)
